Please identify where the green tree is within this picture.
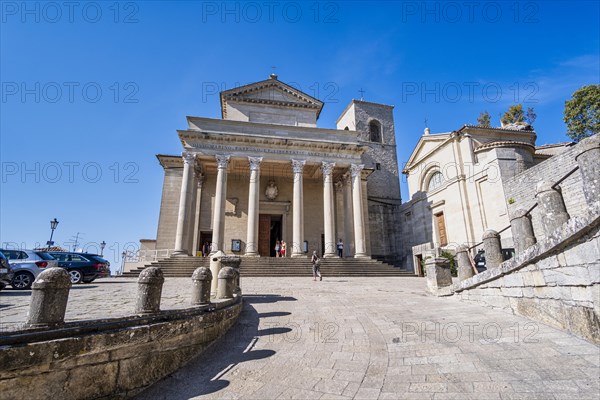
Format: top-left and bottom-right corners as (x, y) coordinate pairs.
(563, 84), (600, 142)
(525, 107), (537, 125)
(501, 104), (525, 125)
(477, 111), (491, 127)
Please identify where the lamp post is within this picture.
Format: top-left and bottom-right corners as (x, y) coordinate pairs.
(47, 218), (59, 250)
(100, 241), (106, 257)
(121, 250), (127, 275)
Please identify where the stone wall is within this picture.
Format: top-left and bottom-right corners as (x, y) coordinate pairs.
(156, 167), (183, 250)
(504, 142), (584, 243)
(0, 300), (241, 400)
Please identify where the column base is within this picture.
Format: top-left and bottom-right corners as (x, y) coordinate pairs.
(291, 253), (307, 258)
(354, 253), (369, 258)
(324, 253), (337, 258)
(243, 253), (260, 257)
(172, 250), (189, 257)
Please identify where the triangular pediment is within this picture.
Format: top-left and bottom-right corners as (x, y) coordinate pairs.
(220, 76), (324, 119)
(403, 133), (451, 173)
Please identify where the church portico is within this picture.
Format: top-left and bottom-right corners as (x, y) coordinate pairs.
(152, 75), (404, 266)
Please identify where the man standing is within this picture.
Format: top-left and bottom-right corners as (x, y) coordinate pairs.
(311, 251), (322, 281)
(337, 239), (344, 258)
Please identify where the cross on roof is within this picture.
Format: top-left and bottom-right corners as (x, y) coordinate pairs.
(358, 88), (365, 100)
(424, 117), (429, 127)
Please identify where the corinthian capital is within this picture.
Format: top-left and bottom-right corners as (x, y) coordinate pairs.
(291, 159), (306, 174)
(215, 154), (230, 169)
(182, 151), (196, 165)
(321, 161), (335, 177)
(350, 164), (364, 178)
(248, 156), (263, 171)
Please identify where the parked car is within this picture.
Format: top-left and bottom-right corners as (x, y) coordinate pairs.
(0, 250), (15, 291)
(47, 252), (110, 284)
(0, 249), (58, 289)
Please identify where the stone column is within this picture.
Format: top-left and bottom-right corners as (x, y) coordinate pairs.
(26, 268), (71, 328)
(509, 208), (537, 255)
(575, 134), (600, 207)
(482, 229), (503, 269)
(334, 179), (344, 244)
(343, 174), (354, 257)
(211, 154), (230, 254)
(322, 161), (336, 257)
(536, 180), (570, 237)
(190, 169), (204, 255)
(245, 157), (262, 256)
(351, 164), (368, 258)
(291, 160), (306, 257)
(455, 245), (475, 281)
(173, 152), (195, 256)
(191, 267), (212, 305)
(135, 267), (164, 314)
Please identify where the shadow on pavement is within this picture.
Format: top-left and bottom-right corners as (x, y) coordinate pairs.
(137, 295), (297, 399)
(1, 291), (32, 297)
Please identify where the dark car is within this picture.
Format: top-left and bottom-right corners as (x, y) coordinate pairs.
(473, 248), (516, 272)
(48, 252), (110, 284)
(0, 250), (15, 290)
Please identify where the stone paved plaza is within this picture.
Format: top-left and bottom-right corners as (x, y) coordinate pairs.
(1, 277), (599, 399)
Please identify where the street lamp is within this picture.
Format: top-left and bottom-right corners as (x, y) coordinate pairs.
(100, 241), (106, 256)
(47, 218), (59, 250)
(121, 250), (127, 275)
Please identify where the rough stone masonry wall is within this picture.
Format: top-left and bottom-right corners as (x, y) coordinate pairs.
(453, 205), (600, 343)
(504, 143), (586, 243)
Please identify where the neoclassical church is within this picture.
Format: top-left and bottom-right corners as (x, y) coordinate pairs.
(147, 74), (403, 262)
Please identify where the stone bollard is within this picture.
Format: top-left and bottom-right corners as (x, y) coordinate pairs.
(510, 208), (537, 255)
(455, 245), (474, 281)
(575, 134), (600, 207)
(26, 267), (72, 328)
(135, 267), (164, 315)
(536, 180), (570, 237)
(221, 255), (241, 294)
(482, 230), (503, 269)
(425, 257), (452, 293)
(191, 267), (212, 306)
(209, 250), (225, 298)
(216, 267), (235, 299)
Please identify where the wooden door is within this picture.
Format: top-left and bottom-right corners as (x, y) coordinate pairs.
(435, 212), (448, 246)
(258, 214), (271, 256)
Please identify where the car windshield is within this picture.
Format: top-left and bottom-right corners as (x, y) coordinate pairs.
(36, 252), (56, 260)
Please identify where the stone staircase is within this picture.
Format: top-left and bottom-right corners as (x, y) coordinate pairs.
(121, 256), (414, 278)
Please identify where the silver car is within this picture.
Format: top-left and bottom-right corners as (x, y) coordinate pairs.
(0, 249), (58, 290)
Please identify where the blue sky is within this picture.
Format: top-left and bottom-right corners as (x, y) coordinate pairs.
(1, 1), (599, 271)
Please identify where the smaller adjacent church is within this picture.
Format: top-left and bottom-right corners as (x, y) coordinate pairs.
(148, 75), (404, 263)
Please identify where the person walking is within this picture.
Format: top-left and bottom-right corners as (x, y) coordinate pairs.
(311, 250), (322, 281)
(274, 240), (280, 257)
(337, 239), (344, 258)
(202, 241), (211, 257)
(280, 241), (286, 257)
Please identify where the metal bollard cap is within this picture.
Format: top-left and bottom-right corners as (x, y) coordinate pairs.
(218, 266), (235, 279)
(192, 266), (212, 281)
(138, 267), (165, 284)
(31, 267), (71, 289)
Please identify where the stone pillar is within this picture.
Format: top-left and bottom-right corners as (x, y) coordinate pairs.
(482, 230), (503, 269)
(217, 267), (235, 299)
(221, 255), (242, 294)
(26, 267), (71, 328)
(334, 179), (344, 245)
(536, 180), (570, 237)
(191, 267), (212, 306)
(510, 208), (537, 255)
(245, 157), (262, 256)
(135, 267), (164, 315)
(343, 174), (354, 257)
(351, 164), (368, 258)
(173, 151), (195, 256)
(322, 161), (336, 257)
(191, 171), (204, 256)
(425, 257), (452, 293)
(455, 245), (474, 281)
(209, 250), (225, 297)
(211, 154), (230, 253)
(291, 159), (306, 257)
(575, 134), (600, 207)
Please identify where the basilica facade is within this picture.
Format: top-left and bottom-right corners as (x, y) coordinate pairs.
(150, 75), (403, 262)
